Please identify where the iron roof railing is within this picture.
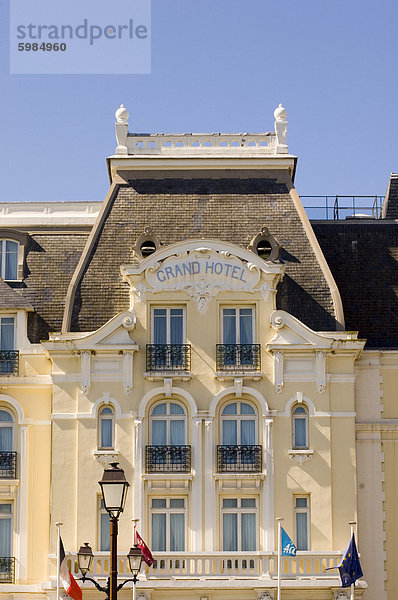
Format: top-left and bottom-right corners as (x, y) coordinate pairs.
(301, 195), (384, 220)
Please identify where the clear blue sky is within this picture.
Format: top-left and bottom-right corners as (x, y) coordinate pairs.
(1, 0), (397, 202)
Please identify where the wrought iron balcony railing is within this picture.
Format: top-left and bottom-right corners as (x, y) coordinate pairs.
(0, 351), (19, 376)
(217, 445), (262, 473)
(0, 452), (17, 479)
(0, 557), (15, 583)
(216, 344), (261, 372)
(146, 345), (191, 372)
(146, 445), (191, 473)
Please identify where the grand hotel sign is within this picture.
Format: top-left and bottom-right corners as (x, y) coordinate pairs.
(122, 246), (278, 314)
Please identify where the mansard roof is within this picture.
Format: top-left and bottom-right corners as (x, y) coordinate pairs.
(0, 279), (33, 310)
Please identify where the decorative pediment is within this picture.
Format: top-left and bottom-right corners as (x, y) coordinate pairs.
(121, 239), (284, 314)
(268, 311), (333, 350)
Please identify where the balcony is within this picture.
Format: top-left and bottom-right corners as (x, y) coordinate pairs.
(146, 445), (191, 473)
(216, 344), (261, 372)
(146, 345), (191, 372)
(0, 557), (15, 583)
(0, 452), (17, 479)
(66, 551), (342, 583)
(0, 351), (19, 376)
(217, 445), (262, 473)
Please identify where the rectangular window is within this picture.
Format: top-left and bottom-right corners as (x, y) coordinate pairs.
(98, 498), (110, 551)
(0, 503), (12, 557)
(222, 307), (254, 345)
(151, 497), (186, 552)
(222, 497), (257, 551)
(152, 308), (185, 345)
(0, 318), (15, 351)
(295, 496), (309, 550)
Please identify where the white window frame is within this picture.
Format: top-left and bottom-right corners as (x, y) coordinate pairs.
(0, 317), (15, 351)
(221, 496), (258, 551)
(98, 405), (115, 450)
(0, 240), (19, 282)
(220, 306), (255, 344)
(151, 306), (186, 344)
(292, 404), (309, 449)
(0, 502), (13, 558)
(0, 409), (15, 453)
(220, 400), (258, 445)
(98, 497), (110, 551)
(150, 496), (187, 552)
(150, 400), (187, 445)
(294, 495), (310, 551)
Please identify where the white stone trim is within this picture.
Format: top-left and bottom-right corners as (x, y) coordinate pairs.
(138, 386), (198, 419)
(209, 386), (269, 418)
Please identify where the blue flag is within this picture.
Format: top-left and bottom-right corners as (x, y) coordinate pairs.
(338, 534), (363, 588)
(281, 527), (296, 556)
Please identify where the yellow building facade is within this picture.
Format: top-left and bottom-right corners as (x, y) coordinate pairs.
(0, 105), (396, 599)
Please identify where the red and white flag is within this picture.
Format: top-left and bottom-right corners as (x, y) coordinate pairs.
(134, 527), (155, 566)
(59, 537), (82, 600)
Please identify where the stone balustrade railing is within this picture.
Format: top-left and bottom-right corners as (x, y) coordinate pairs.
(64, 551), (342, 581)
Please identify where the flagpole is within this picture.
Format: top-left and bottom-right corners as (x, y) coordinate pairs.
(349, 521), (356, 600)
(55, 522), (63, 600)
(276, 517), (283, 600)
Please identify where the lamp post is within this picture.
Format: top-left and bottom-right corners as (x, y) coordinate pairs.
(77, 462), (143, 600)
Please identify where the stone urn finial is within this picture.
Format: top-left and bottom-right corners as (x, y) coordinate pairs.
(115, 104), (129, 124)
(115, 104), (129, 154)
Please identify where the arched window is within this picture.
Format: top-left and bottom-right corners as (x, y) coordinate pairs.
(292, 404), (309, 449)
(150, 401), (186, 446)
(0, 240), (18, 281)
(0, 410), (14, 452)
(221, 401), (257, 445)
(0, 409), (16, 479)
(98, 406), (115, 450)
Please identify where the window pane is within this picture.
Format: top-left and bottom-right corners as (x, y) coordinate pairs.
(241, 498), (256, 508)
(239, 309), (253, 344)
(101, 407), (113, 415)
(222, 420), (237, 445)
(241, 420), (255, 445)
(295, 497), (308, 508)
(152, 420), (167, 445)
(223, 310), (236, 344)
(101, 419), (113, 448)
(0, 428), (12, 452)
(170, 310), (183, 345)
(0, 411), (12, 423)
(5, 241), (18, 280)
(0, 505), (11, 514)
(222, 403), (237, 415)
(223, 498), (238, 508)
(170, 403), (184, 415)
(294, 418), (307, 448)
(170, 420), (185, 445)
(100, 513), (110, 551)
(152, 499), (166, 508)
(223, 513), (237, 551)
(170, 513), (185, 551)
(153, 310), (167, 344)
(241, 513), (256, 551)
(240, 402), (255, 415)
(0, 319), (14, 350)
(0, 518), (11, 556)
(296, 513), (308, 550)
(152, 514), (166, 551)
(152, 403), (167, 415)
(294, 406), (306, 415)
(170, 498), (185, 508)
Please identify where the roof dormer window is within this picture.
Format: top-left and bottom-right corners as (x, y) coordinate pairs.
(0, 241), (18, 281)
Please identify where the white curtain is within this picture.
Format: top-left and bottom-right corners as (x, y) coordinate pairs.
(223, 421), (237, 445)
(241, 513), (256, 551)
(170, 420), (185, 445)
(294, 418), (307, 447)
(100, 513), (110, 551)
(170, 513), (184, 551)
(152, 421), (166, 445)
(170, 310), (183, 344)
(154, 310), (167, 344)
(0, 429), (12, 452)
(152, 514), (166, 551)
(0, 319), (14, 350)
(223, 310), (236, 344)
(239, 309), (253, 344)
(101, 419), (113, 448)
(0, 517), (11, 556)
(223, 513), (237, 551)
(5, 242), (18, 281)
(240, 420), (255, 445)
(296, 513), (308, 550)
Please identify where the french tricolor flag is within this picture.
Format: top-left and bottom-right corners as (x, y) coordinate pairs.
(59, 537), (82, 600)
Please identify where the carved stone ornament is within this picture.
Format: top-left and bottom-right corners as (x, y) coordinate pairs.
(144, 248), (261, 314)
(288, 449), (314, 465)
(333, 592), (348, 600)
(94, 451), (119, 467)
(258, 592), (274, 600)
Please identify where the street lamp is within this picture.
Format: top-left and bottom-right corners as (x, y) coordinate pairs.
(77, 463), (143, 600)
(99, 462), (129, 600)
